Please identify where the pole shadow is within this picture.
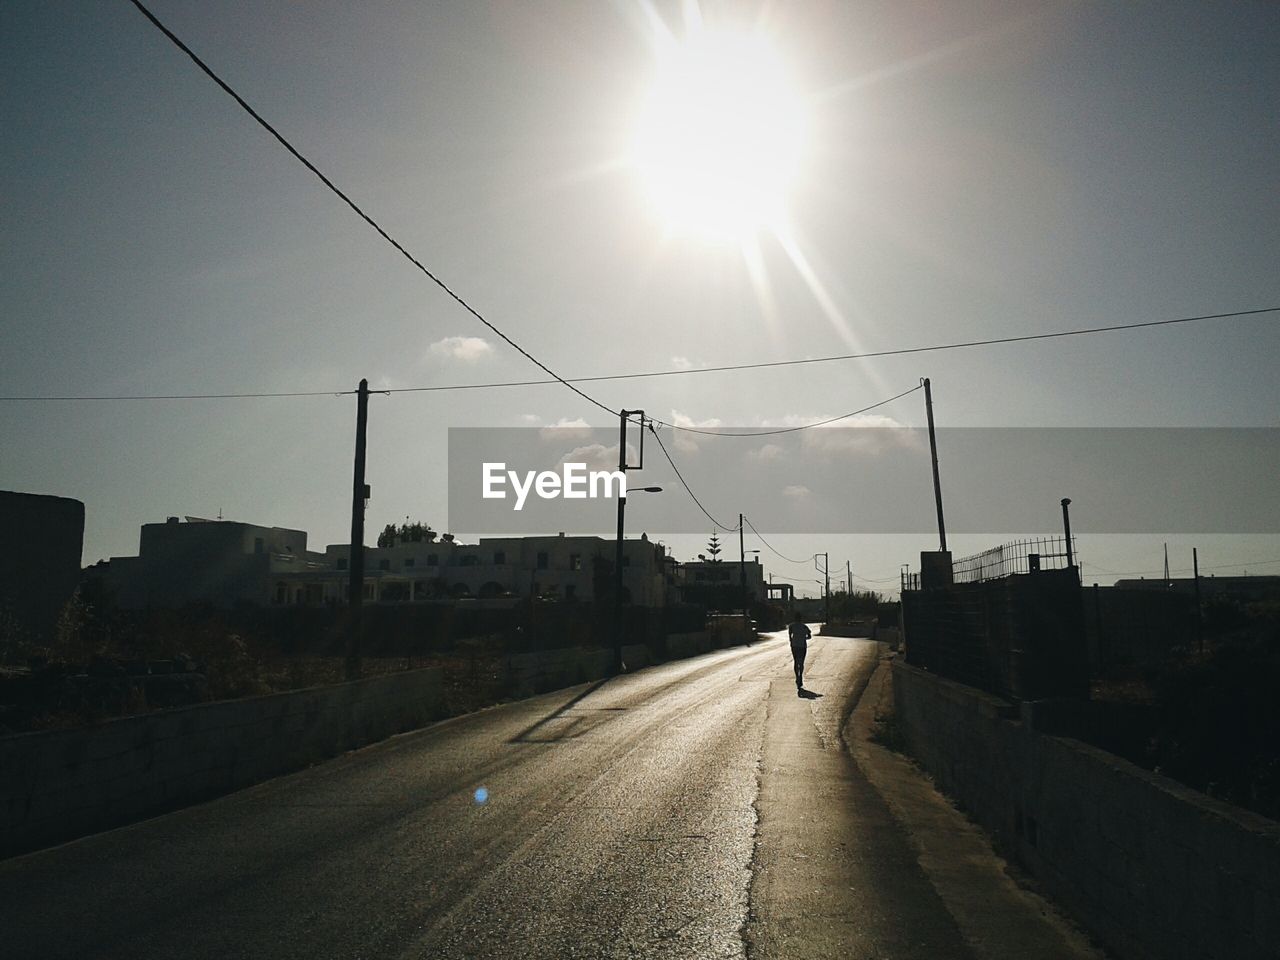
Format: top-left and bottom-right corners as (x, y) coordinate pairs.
(507, 677), (623, 743)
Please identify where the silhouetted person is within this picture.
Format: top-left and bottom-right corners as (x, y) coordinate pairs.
(788, 613), (811, 692)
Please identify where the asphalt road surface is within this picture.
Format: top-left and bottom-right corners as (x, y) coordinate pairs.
(1, 632), (1101, 959)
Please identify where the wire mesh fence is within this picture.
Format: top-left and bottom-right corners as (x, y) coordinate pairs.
(951, 536), (1077, 584)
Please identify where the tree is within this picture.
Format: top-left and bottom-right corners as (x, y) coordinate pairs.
(706, 532), (723, 562)
(377, 520), (435, 547)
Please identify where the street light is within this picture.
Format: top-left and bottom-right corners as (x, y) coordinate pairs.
(742, 549), (761, 629)
(614, 484), (663, 674)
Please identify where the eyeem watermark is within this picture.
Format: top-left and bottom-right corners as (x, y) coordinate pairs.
(483, 462), (626, 511)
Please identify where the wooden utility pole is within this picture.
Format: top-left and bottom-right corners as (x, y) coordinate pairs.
(346, 378), (370, 680)
(822, 552), (830, 625)
(739, 513), (748, 626)
(923, 378), (947, 553)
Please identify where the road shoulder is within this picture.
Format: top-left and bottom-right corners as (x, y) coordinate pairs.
(844, 650), (1108, 960)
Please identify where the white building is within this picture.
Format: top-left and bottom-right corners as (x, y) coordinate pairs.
(273, 532), (671, 607)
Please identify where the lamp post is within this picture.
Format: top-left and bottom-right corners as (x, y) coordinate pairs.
(614, 485), (663, 674)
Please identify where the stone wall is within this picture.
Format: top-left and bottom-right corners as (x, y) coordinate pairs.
(892, 660), (1280, 960)
(1, 666), (444, 859)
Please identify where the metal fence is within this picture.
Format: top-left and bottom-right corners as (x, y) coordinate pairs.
(951, 536), (1077, 584)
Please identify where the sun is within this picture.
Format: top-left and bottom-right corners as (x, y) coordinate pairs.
(630, 26), (808, 241)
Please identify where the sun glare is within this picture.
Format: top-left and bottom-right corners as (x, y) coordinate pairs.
(631, 27), (808, 240)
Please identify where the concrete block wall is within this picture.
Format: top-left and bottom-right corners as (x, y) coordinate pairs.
(665, 630), (719, 659)
(892, 660), (1280, 960)
(1, 666), (444, 860)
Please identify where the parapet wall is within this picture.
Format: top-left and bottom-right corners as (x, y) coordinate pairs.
(892, 660), (1280, 960)
(1, 666), (444, 859)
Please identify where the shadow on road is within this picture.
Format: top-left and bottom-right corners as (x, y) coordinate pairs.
(507, 678), (622, 744)
(798, 688), (823, 699)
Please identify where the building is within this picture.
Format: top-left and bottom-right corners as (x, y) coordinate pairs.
(675, 559), (766, 608)
(100, 516), (327, 608)
(0, 490), (85, 642)
(275, 532), (670, 607)
(98, 515), (673, 609)
(1111, 575), (1280, 602)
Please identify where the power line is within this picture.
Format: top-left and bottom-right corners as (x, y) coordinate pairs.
(386, 304), (1279, 392)
(0, 389), (359, 402)
(6, 304), (1273, 402)
(852, 572), (903, 584)
(124, 0), (615, 418)
(743, 516), (814, 564)
(646, 424), (741, 532)
(651, 384), (922, 436)
(1087, 558), (1280, 578)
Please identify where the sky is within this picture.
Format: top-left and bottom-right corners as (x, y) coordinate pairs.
(3, 0), (1278, 597)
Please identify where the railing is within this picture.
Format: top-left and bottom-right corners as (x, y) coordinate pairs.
(901, 536), (1078, 591)
(952, 536), (1077, 584)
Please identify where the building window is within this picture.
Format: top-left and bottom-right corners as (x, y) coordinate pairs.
(427, 555), (438, 566)
(569, 553), (582, 571)
(337, 558), (348, 571)
(255, 537), (265, 555)
(461, 554), (479, 567)
(379, 558), (390, 571)
(494, 551), (505, 566)
(565, 584), (576, 599)
(404, 557), (415, 568)
(623, 556), (631, 567)
(537, 552), (549, 570)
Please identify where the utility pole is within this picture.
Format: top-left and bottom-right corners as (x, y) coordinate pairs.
(613, 410), (643, 675)
(822, 552), (830, 625)
(847, 560), (852, 596)
(346, 378), (370, 681)
(739, 513), (748, 628)
(922, 378), (947, 553)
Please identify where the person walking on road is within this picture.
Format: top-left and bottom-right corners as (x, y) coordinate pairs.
(788, 614), (811, 692)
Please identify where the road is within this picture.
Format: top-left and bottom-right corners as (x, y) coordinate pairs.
(1, 632), (1101, 959)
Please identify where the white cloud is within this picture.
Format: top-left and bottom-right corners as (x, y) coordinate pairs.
(670, 410), (722, 430)
(539, 417), (592, 443)
(670, 356), (694, 370)
(782, 484), (810, 498)
(520, 414), (541, 425)
(429, 335), (493, 363)
(800, 415), (921, 457)
(557, 442), (638, 473)
(668, 410), (722, 455)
